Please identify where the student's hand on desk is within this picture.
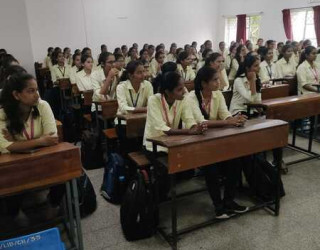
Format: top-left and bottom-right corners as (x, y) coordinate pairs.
(132, 107), (147, 113)
(227, 114), (246, 127)
(2, 129), (14, 142)
(38, 133), (59, 146)
(189, 123), (207, 135)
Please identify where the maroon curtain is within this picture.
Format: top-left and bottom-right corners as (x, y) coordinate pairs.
(314, 6), (320, 46)
(282, 9), (293, 40)
(236, 14), (247, 43)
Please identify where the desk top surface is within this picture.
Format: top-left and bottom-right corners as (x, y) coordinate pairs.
(148, 118), (287, 148)
(117, 113), (147, 120)
(261, 93), (320, 106)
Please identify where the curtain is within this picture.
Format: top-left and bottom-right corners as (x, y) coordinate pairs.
(313, 6), (320, 46)
(236, 14), (247, 43)
(282, 9), (293, 40)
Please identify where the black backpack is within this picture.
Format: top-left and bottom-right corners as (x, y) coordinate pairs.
(120, 169), (158, 241)
(81, 129), (105, 170)
(242, 154), (285, 201)
(100, 153), (127, 204)
(60, 108), (80, 143)
(77, 171), (97, 218)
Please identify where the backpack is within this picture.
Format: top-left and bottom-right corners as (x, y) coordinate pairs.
(60, 108), (80, 143)
(77, 171), (97, 218)
(100, 153), (127, 204)
(120, 169), (158, 241)
(81, 129), (105, 170)
(242, 154), (285, 201)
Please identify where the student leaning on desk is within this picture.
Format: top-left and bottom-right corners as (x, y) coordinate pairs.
(0, 73), (62, 218)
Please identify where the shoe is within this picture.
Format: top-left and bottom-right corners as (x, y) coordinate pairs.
(215, 208), (233, 219)
(225, 201), (249, 214)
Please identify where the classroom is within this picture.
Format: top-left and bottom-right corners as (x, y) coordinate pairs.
(1, 0), (320, 249)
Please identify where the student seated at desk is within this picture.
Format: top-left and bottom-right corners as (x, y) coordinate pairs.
(297, 46), (320, 95)
(75, 54), (94, 92)
(205, 53), (229, 91)
(0, 73), (61, 217)
(115, 53), (125, 80)
(176, 51), (195, 90)
(150, 51), (166, 79)
(70, 53), (81, 85)
(196, 48), (213, 72)
(275, 45), (297, 78)
(187, 66), (248, 218)
(43, 47), (53, 69)
(228, 44), (247, 82)
(50, 51), (72, 84)
(230, 54), (262, 116)
(258, 47), (277, 85)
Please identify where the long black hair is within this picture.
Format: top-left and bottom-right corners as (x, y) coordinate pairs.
(299, 46), (317, 65)
(98, 52), (113, 66)
(205, 53), (222, 67)
(0, 65), (27, 88)
(0, 73), (39, 136)
(194, 67), (217, 119)
(159, 71), (181, 94)
(120, 60), (143, 82)
(235, 54), (261, 93)
(278, 45), (292, 60)
(152, 62), (177, 93)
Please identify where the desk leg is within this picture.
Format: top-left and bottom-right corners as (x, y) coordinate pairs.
(66, 182), (76, 245)
(308, 116), (315, 152)
(72, 179), (84, 250)
(170, 174), (177, 250)
(292, 120), (297, 146)
(273, 148), (282, 216)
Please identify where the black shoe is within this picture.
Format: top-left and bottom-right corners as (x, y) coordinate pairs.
(225, 201), (249, 214)
(215, 208), (233, 219)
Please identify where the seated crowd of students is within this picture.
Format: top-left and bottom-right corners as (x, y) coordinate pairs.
(0, 37), (319, 220)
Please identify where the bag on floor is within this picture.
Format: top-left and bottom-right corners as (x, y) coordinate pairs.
(77, 171), (97, 218)
(100, 153), (126, 204)
(242, 154), (285, 201)
(81, 129), (105, 170)
(120, 169), (158, 241)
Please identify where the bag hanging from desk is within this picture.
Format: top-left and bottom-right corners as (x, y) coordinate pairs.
(120, 168), (158, 241)
(77, 171), (97, 218)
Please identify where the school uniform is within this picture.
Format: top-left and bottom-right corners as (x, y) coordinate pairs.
(166, 53), (176, 62)
(259, 60), (277, 83)
(50, 64), (72, 84)
(229, 75), (262, 115)
(292, 52), (300, 65)
(297, 60), (320, 95)
(43, 56), (52, 69)
(92, 67), (117, 102)
(70, 65), (80, 84)
(272, 49), (278, 62)
(177, 64), (196, 81)
(125, 56), (131, 66)
(275, 57), (297, 78)
(64, 57), (72, 66)
(116, 79), (153, 115)
(196, 61), (205, 72)
(143, 93), (196, 152)
(219, 69), (229, 91)
(218, 49), (228, 59)
(75, 69), (94, 92)
(228, 58), (239, 81)
(149, 59), (161, 79)
(225, 55), (233, 73)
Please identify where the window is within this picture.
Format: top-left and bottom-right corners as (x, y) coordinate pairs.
(224, 15), (261, 46)
(291, 8), (316, 45)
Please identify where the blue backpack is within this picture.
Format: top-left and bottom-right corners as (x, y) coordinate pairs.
(100, 153), (126, 204)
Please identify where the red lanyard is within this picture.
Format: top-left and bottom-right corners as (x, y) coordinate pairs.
(23, 117), (34, 140)
(310, 66), (319, 83)
(161, 95), (177, 128)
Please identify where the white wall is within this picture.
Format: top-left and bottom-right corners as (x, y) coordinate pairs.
(0, 0), (35, 73)
(217, 0), (320, 46)
(26, 0), (219, 62)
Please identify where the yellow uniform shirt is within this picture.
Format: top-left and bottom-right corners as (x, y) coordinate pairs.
(166, 53), (177, 62)
(228, 58), (239, 81)
(187, 90), (231, 123)
(92, 67), (117, 102)
(0, 100), (57, 153)
(149, 59), (161, 78)
(297, 60), (320, 95)
(50, 64), (72, 83)
(43, 56), (52, 69)
(219, 69), (229, 91)
(116, 80), (153, 114)
(275, 57), (297, 78)
(196, 61), (205, 72)
(70, 65), (80, 84)
(229, 76), (262, 115)
(177, 64), (195, 81)
(143, 93), (196, 152)
(259, 60), (277, 83)
(75, 70), (94, 92)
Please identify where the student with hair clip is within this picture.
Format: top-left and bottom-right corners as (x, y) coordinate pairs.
(167, 43), (177, 62)
(177, 51), (195, 88)
(225, 44), (237, 75)
(196, 48), (213, 72)
(117, 60), (153, 115)
(296, 46), (320, 95)
(205, 53), (229, 90)
(187, 66), (248, 218)
(228, 44), (247, 81)
(0, 73), (62, 217)
(275, 45), (297, 78)
(150, 51), (166, 79)
(92, 52), (119, 102)
(75, 54), (94, 92)
(43, 47), (53, 69)
(230, 54), (262, 116)
(70, 53), (82, 85)
(63, 47), (72, 66)
(258, 47), (277, 85)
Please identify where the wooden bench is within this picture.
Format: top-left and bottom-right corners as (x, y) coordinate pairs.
(128, 151), (150, 168)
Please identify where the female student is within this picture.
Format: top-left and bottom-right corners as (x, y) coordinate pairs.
(43, 47), (53, 68)
(258, 47), (277, 85)
(50, 51), (72, 85)
(196, 48), (213, 72)
(115, 53), (125, 79)
(275, 45), (297, 78)
(166, 43), (177, 62)
(187, 66), (248, 217)
(70, 53), (81, 85)
(150, 51), (166, 79)
(141, 59), (152, 82)
(177, 51), (196, 86)
(92, 52), (119, 102)
(0, 73), (60, 217)
(63, 47), (72, 66)
(75, 54), (94, 92)
(296, 46), (320, 95)
(116, 60), (153, 115)
(205, 53), (229, 90)
(230, 54), (262, 116)
(228, 45), (247, 81)
(139, 49), (150, 62)
(225, 44), (237, 75)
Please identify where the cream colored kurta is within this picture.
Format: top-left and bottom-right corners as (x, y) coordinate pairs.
(0, 100), (57, 153)
(228, 58), (239, 81)
(50, 64), (72, 83)
(259, 60), (277, 83)
(143, 93), (196, 152)
(297, 60), (320, 95)
(177, 64), (195, 81)
(75, 70), (94, 92)
(275, 57), (297, 78)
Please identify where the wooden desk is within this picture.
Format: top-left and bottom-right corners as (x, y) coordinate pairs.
(148, 119), (288, 249)
(312, 84), (320, 93)
(272, 77), (297, 96)
(0, 143), (83, 249)
(117, 113), (147, 138)
(261, 85), (289, 100)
